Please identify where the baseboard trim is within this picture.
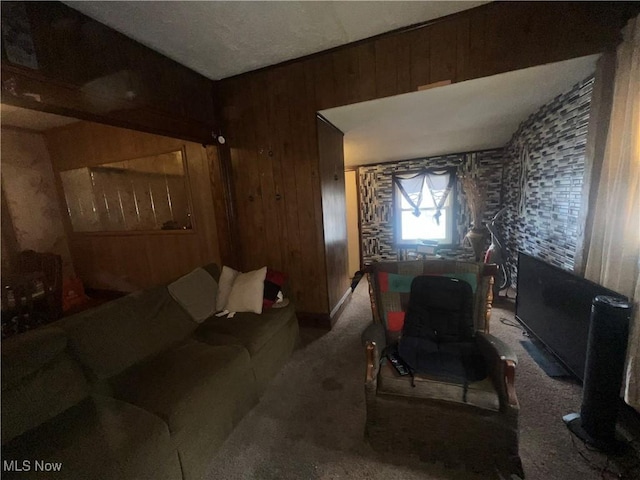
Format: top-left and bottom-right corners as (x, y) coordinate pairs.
(297, 287), (353, 330)
(329, 287), (353, 324)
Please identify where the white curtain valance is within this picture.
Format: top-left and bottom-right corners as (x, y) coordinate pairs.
(393, 169), (454, 225)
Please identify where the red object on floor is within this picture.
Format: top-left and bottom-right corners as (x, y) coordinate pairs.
(62, 276), (89, 312)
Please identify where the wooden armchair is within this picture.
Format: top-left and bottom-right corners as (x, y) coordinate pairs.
(362, 259), (522, 477)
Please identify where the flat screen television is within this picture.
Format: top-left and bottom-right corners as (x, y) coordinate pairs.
(515, 252), (627, 382)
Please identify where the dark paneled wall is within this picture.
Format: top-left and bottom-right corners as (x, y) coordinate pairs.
(1, 1), (217, 143)
(358, 149), (504, 264)
(502, 76), (595, 284)
(218, 2), (636, 315)
(317, 117), (349, 318)
(4, 1), (634, 315)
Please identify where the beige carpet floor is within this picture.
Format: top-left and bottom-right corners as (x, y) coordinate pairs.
(204, 278), (639, 480)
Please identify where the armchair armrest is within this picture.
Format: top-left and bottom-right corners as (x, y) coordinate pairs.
(361, 322), (386, 384)
(476, 332), (519, 411)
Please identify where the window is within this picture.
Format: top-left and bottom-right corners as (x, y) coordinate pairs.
(394, 168), (456, 245)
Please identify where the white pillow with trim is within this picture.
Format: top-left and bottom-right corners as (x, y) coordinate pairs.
(226, 266), (267, 314)
(216, 266), (239, 311)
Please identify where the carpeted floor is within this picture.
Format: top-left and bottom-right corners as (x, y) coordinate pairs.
(204, 278), (639, 480)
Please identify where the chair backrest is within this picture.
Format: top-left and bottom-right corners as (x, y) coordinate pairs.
(403, 275), (475, 343)
(367, 259), (496, 344)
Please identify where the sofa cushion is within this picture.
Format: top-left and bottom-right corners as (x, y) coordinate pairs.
(61, 286), (198, 379)
(168, 267), (218, 322)
(377, 359), (499, 411)
(1, 327), (68, 389)
(110, 339), (257, 480)
(2, 395), (181, 480)
(195, 302), (295, 355)
(1, 328), (89, 445)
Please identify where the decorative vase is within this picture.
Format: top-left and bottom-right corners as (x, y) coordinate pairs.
(465, 226), (488, 261)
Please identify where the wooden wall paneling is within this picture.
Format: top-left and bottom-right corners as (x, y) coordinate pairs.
(395, 34), (413, 95)
(224, 79), (253, 270)
(482, 2), (540, 76)
(45, 122), (96, 170)
(351, 43), (377, 104)
(217, 1), (640, 316)
(374, 35), (399, 99)
(46, 121), (222, 292)
(88, 234), (150, 291)
(144, 233), (203, 286)
(252, 70), (282, 270)
(266, 66), (296, 274)
(67, 236), (96, 286)
(270, 65), (307, 307)
(330, 50), (350, 109)
(340, 47), (360, 105)
(2, 2), (217, 145)
(466, 7), (488, 81)
(303, 60), (330, 312)
(184, 143), (220, 265)
(206, 145), (238, 268)
(429, 18), (458, 84)
(541, 2), (628, 64)
(89, 123), (140, 166)
(316, 117), (349, 316)
(313, 54), (337, 111)
(408, 27), (431, 91)
(455, 13), (471, 83)
(233, 75), (268, 270)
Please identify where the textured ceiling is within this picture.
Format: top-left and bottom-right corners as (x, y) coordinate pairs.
(64, 1), (488, 80)
(321, 55), (599, 167)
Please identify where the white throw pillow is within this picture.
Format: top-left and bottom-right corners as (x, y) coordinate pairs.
(225, 266), (267, 314)
(167, 267), (218, 323)
(216, 266), (239, 311)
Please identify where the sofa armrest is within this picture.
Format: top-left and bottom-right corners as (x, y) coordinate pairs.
(476, 332), (519, 411)
(361, 322), (386, 384)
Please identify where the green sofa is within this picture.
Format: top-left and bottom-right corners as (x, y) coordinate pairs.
(1, 264), (299, 480)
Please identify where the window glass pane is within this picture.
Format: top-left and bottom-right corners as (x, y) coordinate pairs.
(400, 209), (448, 241)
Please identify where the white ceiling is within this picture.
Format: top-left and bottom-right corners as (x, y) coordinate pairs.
(64, 1), (488, 80)
(0, 104), (78, 132)
(321, 55), (599, 167)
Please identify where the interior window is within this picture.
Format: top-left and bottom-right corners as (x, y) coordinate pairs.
(59, 150), (192, 232)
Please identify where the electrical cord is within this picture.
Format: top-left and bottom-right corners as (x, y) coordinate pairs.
(499, 317), (529, 336)
(569, 430), (640, 479)
(499, 317), (520, 328)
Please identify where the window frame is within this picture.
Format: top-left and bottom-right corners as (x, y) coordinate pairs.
(392, 167), (458, 247)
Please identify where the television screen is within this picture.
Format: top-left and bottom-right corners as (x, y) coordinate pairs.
(515, 252), (627, 382)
